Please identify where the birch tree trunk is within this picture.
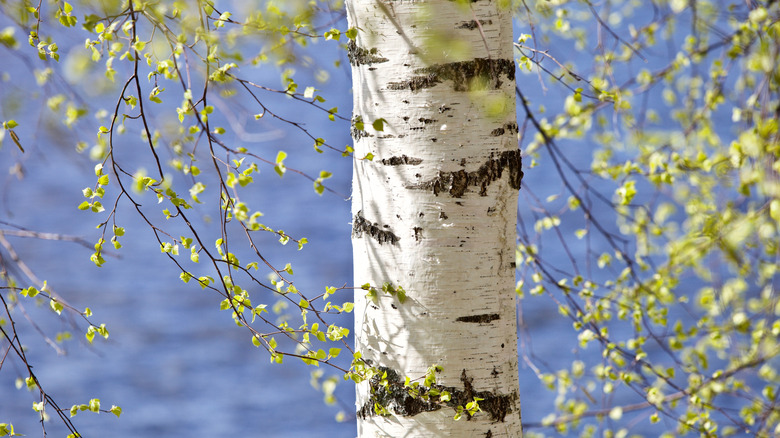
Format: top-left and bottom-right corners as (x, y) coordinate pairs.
(348, 1), (523, 436)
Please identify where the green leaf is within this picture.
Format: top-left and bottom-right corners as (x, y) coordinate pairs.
(372, 118), (386, 131)
(190, 247), (199, 263)
(50, 299), (63, 315)
(109, 405), (122, 418)
(274, 151), (287, 177)
(86, 327), (96, 343)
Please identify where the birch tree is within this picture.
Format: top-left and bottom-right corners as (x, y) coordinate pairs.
(2, 1), (779, 437)
(347, 1), (523, 436)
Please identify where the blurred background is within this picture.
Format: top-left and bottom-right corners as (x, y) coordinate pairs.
(2, 1), (778, 437)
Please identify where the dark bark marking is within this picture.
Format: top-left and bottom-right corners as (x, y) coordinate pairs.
(456, 19), (493, 30)
(458, 370), (516, 422)
(347, 40), (389, 66)
(418, 117), (435, 124)
(490, 122), (519, 137)
(413, 227), (423, 241)
(357, 367), (518, 422)
(351, 115), (371, 140)
(439, 211), (448, 219)
(456, 313), (500, 324)
(387, 74), (440, 92)
(386, 58), (515, 92)
(353, 211), (400, 245)
(381, 155), (423, 165)
(406, 149), (523, 197)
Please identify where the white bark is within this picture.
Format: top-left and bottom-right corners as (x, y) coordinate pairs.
(348, 1), (522, 436)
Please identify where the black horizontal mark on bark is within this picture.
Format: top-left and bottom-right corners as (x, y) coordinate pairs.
(386, 58), (515, 92)
(456, 313), (500, 323)
(352, 211), (399, 245)
(347, 40), (389, 66)
(357, 367), (517, 422)
(381, 155), (423, 166)
(406, 149), (523, 197)
(490, 122), (519, 137)
(456, 19), (493, 30)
